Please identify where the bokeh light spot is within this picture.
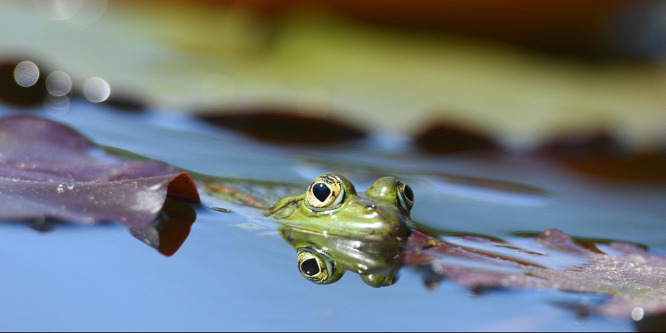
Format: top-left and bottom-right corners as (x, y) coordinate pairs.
(83, 77), (110, 103)
(46, 71), (72, 96)
(69, 0), (107, 25)
(38, 0), (83, 21)
(632, 307), (645, 321)
(36, 0), (107, 24)
(14, 60), (40, 87)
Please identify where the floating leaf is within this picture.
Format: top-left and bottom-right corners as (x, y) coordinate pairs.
(403, 229), (666, 318)
(0, 115), (199, 228)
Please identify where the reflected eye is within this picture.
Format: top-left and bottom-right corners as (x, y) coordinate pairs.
(397, 180), (414, 211)
(305, 174), (345, 210)
(297, 248), (343, 284)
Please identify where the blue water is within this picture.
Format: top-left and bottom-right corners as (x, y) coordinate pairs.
(2, 100), (660, 331)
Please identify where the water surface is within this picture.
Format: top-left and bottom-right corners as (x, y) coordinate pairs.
(2, 101), (664, 331)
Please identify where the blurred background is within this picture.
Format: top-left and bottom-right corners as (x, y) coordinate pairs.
(1, 0), (665, 159)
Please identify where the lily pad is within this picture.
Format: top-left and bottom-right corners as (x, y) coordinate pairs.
(404, 229), (666, 319)
(0, 115), (199, 228)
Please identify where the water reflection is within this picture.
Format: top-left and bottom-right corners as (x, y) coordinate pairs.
(198, 169), (666, 320)
(12, 197), (197, 257)
(43, 70), (73, 115)
(43, 94), (70, 116)
(129, 198), (197, 257)
(279, 225), (402, 287)
(274, 212), (666, 321)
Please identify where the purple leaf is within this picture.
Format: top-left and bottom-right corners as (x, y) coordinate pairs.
(404, 229), (666, 319)
(0, 115), (199, 228)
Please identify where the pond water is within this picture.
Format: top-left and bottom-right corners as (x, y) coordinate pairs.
(2, 99), (665, 331)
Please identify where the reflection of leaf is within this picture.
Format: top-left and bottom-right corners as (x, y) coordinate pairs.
(404, 229), (666, 319)
(130, 198), (197, 256)
(0, 115), (199, 228)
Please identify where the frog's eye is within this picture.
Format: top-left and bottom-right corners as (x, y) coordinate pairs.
(397, 180), (414, 211)
(297, 248), (344, 284)
(305, 174), (345, 210)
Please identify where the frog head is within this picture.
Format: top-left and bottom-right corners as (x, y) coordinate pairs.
(265, 173), (415, 242)
(266, 173), (416, 287)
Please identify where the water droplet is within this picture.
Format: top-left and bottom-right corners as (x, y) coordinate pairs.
(66, 184), (75, 190)
(56, 184), (65, 193)
(147, 184), (161, 191)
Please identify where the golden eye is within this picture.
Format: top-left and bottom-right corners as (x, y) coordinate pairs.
(297, 248), (343, 284)
(305, 174), (345, 210)
(397, 180), (414, 211)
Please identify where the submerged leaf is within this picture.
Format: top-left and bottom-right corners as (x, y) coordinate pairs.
(0, 115), (199, 228)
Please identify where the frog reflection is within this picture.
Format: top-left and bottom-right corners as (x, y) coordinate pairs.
(265, 173), (416, 287)
(278, 225), (403, 287)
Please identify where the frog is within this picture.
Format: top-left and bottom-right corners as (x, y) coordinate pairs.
(264, 172), (416, 242)
(198, 171), (417, 287)
(263, 172), (417, 287)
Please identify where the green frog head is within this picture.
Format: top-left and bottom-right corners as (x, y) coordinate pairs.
(265, 173), (416, 287)
(265, 173), (416, 242)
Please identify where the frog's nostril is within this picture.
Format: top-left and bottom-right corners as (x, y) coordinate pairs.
(365, 204), (377, 210)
